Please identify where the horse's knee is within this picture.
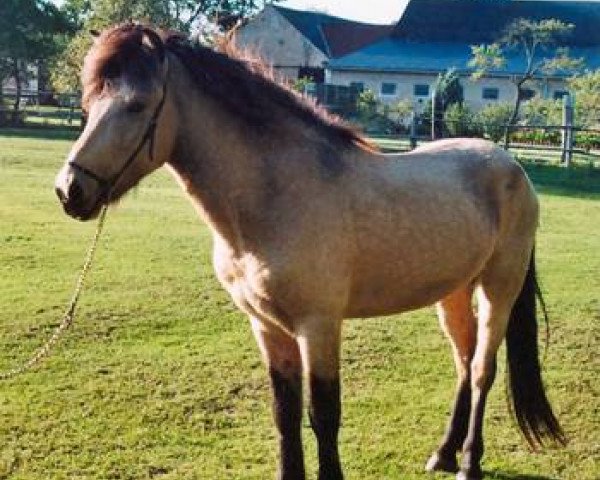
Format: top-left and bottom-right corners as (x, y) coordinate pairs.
(470, 355), (497, 391)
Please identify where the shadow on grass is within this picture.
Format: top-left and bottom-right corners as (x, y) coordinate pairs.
(0, 127), (79, 141)
(484, 471), (559, 480)
(520, 161), (600, 199)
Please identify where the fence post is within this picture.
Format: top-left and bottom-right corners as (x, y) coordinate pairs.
(561, 94), (574, 167)
(431, 88), (437, 140)
(410, 110), (417, 150)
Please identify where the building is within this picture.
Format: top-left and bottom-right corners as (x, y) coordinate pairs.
(235, 5), (393, 82)
(238, 1), (600, 113)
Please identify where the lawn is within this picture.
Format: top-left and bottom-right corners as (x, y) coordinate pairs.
(0, 129), (598, 480)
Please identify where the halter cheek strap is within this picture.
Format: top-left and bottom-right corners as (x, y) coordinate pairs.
(69, 81), (168, 202)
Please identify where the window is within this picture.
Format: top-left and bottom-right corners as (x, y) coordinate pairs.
(553, 90), (569, 100)
(381, 82), (397, 96)
(350, 82), (365, 92)
(414, 84), (430, 97)
(521, 88), (536, 100)
(482, 87), (499, 100)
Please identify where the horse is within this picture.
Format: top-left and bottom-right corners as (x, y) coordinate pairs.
(54, 23), (565, 480)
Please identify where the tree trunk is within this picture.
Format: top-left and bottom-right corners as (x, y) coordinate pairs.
(503, 82), (523, 150)
(11, 58), (22, 126)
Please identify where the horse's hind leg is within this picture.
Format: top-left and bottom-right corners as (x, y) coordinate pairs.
(250, 317), (305, 480)
(458, 248), (532, 480)
(426, 285), (477, 474)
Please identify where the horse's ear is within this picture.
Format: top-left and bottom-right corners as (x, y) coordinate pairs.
(142, 27), (165, 64)
(90, 29), (100, 43)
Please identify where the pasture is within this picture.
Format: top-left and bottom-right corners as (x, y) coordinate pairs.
(0, 129), (598, 479)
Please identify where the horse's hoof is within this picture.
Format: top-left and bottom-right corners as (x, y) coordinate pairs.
(456, 467), (484, 480)
(425, 452), (459, 473)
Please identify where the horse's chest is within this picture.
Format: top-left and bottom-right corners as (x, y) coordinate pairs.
(212, 246), (290, 326)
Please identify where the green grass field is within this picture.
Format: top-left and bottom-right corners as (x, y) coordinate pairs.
(0, 129), (598, 479)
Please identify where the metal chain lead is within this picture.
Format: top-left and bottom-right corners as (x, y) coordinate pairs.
(0, 204), (109, 380)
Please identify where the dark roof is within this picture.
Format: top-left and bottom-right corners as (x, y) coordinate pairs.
(393, 0), (600, 46)
(322, 23), (394, 58)
(327, 37), (600, 76)
(273, 5), (394, 57)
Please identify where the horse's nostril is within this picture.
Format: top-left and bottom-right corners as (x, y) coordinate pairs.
(68, 181), (84, 204)
(55, 186), (67, 204)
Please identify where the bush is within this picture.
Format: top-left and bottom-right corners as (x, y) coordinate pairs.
(511, 128), (561, 146)
(521, 97), (562, 126)
(575, 131), (600, 151)
(356, 89), (378, 122)
(444, 104), (483, 137)
(477, 102), (514, 142)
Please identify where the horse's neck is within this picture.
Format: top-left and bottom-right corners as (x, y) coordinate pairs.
(165, 59), (282, 251)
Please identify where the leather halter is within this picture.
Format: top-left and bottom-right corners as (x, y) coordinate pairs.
(69, 81), (167, 202)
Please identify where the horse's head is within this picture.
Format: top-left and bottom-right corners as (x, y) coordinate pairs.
(55, 24), (173, 221)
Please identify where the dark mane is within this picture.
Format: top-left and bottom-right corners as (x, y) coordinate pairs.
(83, 23), (374, 151)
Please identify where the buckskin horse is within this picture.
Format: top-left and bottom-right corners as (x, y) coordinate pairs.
(54, 24), (565, 480)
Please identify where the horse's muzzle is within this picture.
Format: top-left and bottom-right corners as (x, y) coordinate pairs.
(55, 165), (103, 221)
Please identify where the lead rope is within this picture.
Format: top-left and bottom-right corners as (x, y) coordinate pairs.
(0, 204), (109, 380)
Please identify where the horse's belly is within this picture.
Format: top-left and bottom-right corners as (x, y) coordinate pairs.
(343, 238), (491, 318)
(344, 274), (468, 318)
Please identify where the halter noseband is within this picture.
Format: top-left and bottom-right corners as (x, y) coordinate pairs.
(69, 81), (168, 202)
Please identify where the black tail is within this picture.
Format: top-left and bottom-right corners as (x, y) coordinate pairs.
(505, 248), (567, 448)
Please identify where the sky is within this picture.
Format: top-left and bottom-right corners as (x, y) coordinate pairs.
(278, 0), (409, 24)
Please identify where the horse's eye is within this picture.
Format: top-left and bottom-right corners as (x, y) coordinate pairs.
(126, 101), (145, 113)
(103, 61), (120, 79)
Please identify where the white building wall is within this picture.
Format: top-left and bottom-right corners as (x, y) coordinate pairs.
(235, 6), (328, 81)
(328, 69), (569, 112)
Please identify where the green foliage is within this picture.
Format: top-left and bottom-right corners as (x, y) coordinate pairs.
(511, 128), (561, 146)
(468, 43), (506, 80)
(292, 76), (313, 94)
(521, 97), (563, 126)
(469, 18), (583, 140)
(443, 103), (482, 137)
(569, 69), (600, 127)
(434, 68), (464, 111)
(356, 89), (378, 121)
(574, 131), (600, 151)
(0, 0), (72, 61)
(0, 0), (73, 123)
(50, 0), (279, 93)
(477, 102), (514, 142)
(0, 131), (598, 479)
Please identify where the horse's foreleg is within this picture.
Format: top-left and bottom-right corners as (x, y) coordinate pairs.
(250, 317), (305, 480)
(297, 320), (344, 480)
(427, 286), (476, 474)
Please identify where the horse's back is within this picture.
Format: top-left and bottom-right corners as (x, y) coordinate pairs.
(342, 138), (537, 318)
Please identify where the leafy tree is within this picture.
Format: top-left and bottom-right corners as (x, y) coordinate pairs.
(568, 69), (600, 127)
(0, 0), (72, 124)
(469, 18), (583, 146)
(51, 0), (280, 93)
(432, 68), (464, 137)
(434, 68), (464, 111)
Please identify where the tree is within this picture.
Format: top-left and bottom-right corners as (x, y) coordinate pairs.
(432, 68), (464, 138)
(469, 18), (583, 147)
(0, 0), (72, 124)
(568, 69), (600, 127)
(51, 0), (280, 93)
